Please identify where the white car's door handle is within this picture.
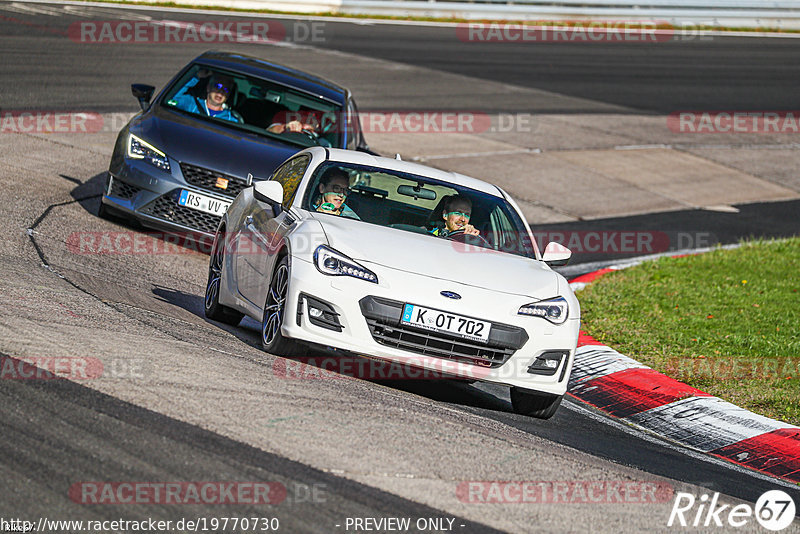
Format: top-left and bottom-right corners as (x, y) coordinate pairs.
(244, 215), (271, 247)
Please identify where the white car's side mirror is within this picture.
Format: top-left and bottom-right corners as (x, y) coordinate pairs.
(541, 242), (571, 267)
(253, 180), (284, 206)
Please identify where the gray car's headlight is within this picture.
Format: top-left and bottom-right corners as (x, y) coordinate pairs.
(314, 245), (378, 283)
(518, 297), (568, 325)
(127, 133), (171, 172)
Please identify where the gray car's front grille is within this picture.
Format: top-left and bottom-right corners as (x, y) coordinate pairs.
(180, 163), (248, 200)
(109, 178), (141, 200)
(141, 193), (220, 235)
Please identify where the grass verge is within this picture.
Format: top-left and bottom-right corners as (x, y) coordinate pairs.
(577, 238), (800, 426)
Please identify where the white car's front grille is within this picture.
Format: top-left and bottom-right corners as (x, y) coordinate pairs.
(359, 296), (527, 369)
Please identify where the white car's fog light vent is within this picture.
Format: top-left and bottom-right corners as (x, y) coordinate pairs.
(527, 351), (568, 376)
(298, 293), (343, 332)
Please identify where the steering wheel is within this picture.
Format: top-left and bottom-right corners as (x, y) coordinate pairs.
(300, 127), (319, 142)
(299, 127), (331, 147)
(280, 128), (320, 145)
(447, 228), (491, 247)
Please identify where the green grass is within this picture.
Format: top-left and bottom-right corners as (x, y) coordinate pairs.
(577, 238), (800, 426)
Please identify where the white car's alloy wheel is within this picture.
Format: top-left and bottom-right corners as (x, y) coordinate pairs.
(205, 245), (224, 311)
(262, 257), (300, 356)
(263, 262), (288, 347)
(204, 234), (243, 326)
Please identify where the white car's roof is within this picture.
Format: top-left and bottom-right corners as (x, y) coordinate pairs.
(312, 147), (505, 198)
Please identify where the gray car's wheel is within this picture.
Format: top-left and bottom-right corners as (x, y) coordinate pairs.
(97, 200), (110, 219)
(510, 387), (563, 419)
(97, 199), (121, 221)
(262, 256), (301, 356)
(204, 233), (244, 326)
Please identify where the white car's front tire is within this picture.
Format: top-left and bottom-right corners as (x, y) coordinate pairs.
(262, 256), (301, 356)
(510, 387), (563, 419)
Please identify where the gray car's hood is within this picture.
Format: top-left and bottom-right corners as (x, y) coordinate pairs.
(315, 215), (558, 299)
(130, 105), (302, 179)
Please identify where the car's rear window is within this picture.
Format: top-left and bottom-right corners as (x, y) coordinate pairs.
(161, 63), (343, 149)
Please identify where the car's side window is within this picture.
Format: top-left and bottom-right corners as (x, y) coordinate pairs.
(270, 155), (311, 206)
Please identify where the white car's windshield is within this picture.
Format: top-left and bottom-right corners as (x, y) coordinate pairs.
(304, 162), (537, 259)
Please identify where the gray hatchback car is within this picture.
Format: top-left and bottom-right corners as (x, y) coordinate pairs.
(101, 50), (372, 240)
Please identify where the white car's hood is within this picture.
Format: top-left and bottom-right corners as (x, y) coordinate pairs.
(315, 215), (559, 299)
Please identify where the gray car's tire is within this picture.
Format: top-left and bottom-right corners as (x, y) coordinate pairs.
(204, 233), (244, 326)
(510, 387), (563, 419)
(97, 200), (110, 219)
(97, 199), (121, 221)
(262, 256), (301, 356)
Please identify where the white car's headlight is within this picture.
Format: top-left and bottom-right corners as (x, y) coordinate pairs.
(518, 297), (568, 325)
(314, 245), (378, 283)
(127, 134), (171, 172)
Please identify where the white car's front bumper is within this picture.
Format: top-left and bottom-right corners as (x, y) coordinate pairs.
(281, 256), (579, 395)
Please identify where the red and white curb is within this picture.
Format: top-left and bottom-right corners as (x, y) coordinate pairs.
(567, 266), (800, 485)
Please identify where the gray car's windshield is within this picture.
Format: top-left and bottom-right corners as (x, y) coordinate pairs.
(161, 64), (342, 148)
(303, 162), (537, 259)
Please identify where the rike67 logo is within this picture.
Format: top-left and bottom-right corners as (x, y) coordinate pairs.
(668, 490), (796, 531)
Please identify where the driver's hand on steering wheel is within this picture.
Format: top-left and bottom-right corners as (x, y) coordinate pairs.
(267, 120), (316, 134)
(286, 120), (316, 133)
(460, 224), (480, 236)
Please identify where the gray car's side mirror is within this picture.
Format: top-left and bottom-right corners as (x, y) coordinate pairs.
(542, 242), (572, 267)
(253, 180), (284, 209)
(131, 84), (155, 111)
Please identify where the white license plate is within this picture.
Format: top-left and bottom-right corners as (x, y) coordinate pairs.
(178, 190), (231, 216)
(401, 304), (491, 343)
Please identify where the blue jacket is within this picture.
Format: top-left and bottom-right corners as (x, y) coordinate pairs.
(168, 77), (242, 124)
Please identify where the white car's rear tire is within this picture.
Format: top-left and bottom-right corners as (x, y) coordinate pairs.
(204, 232), (244, 326)
(510, 387), (563, 419)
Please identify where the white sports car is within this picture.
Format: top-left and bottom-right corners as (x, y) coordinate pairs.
(205, 147), (579, 418)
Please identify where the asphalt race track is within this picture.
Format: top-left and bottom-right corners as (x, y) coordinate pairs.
(1, 2), (799, 532)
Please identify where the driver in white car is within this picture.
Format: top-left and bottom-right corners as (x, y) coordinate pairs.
(312, 167), (360, 220)
(432, 195), (480, 237)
